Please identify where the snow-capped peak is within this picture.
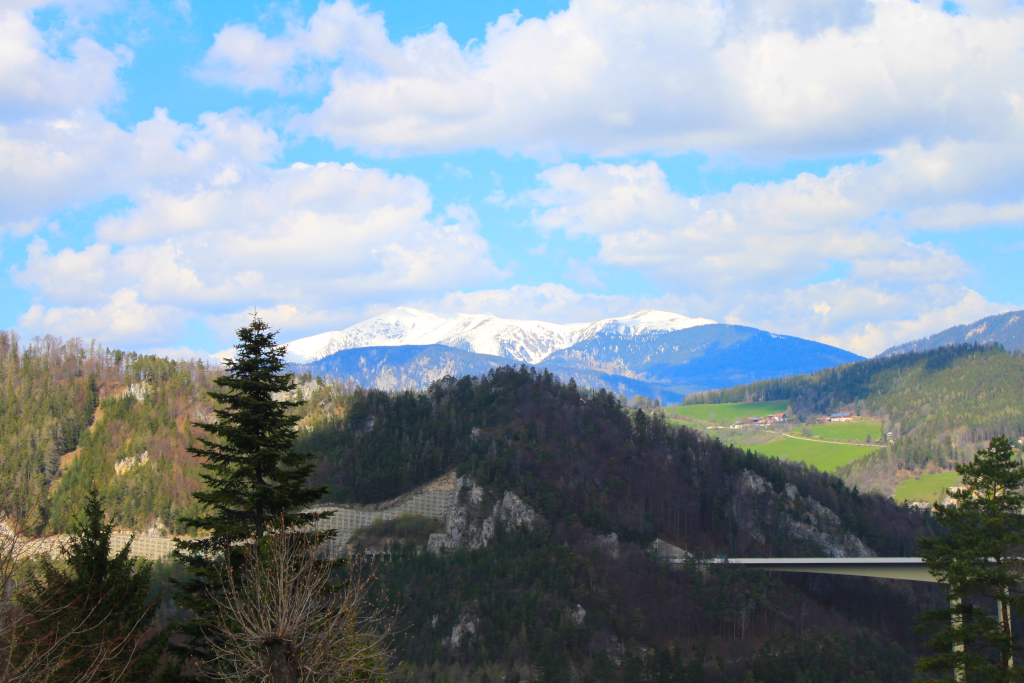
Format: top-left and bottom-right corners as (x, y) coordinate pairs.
(283, 308), (717, 364)
(574, 309), (716, 341)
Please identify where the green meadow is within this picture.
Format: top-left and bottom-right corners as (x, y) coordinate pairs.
(751, 436), (880, 472)
(666, 400), (790, 423)
(895, 471), (960, 503)
(806, 420), (884, 443)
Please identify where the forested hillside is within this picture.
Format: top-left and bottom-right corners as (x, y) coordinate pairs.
(679, 344), (1024, 495)
(0, 331), (216, 533)
(298, 366), (941, 681)
(683, 344), (1024, 445)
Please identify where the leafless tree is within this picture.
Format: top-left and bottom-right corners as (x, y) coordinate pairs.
(202, 532), (396, 683)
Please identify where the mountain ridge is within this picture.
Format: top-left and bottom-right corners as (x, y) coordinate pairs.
(291, 344), (686, 402)
(881, 309), (1024, 356)
(287, 308), (862, 398)
(283, 308), (716, 364)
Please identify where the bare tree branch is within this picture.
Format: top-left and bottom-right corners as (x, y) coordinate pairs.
(202, 530), (396, 683)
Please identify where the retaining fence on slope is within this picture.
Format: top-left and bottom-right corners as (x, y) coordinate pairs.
(9, 472), (465, 563)
(310, 472), (462, 558)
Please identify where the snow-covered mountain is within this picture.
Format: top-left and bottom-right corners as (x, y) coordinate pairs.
(286, 308), (862, 398)
(284, 308), (715, 365)
(573, 310), (716, 343)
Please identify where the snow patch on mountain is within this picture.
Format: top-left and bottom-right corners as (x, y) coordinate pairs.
(285, 308), (718, 364)
(284, 307), (609, 364)
(575, 309), (716, 342)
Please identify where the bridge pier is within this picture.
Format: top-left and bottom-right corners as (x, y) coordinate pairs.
(951, 595), (964, 683)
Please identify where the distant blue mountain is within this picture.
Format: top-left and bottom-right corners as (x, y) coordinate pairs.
(545, 323), (863, 394)
(881, 309), (1024, 356)
(293, 345), (685, 402)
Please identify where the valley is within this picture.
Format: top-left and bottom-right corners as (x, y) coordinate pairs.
(2, 311), (1023, 681)
(666, 401), (886, 474)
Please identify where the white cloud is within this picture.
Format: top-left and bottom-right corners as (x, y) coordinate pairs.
(527, 159), (967, 292)
(18, 289), (183, 345)
(810, 289), (1013, 355)
(189, 0), (1024, 160)
(520, 158), (1023, 354)
(196, 1), (395, 93)
(0, 107), (282, 231)
(4, 0), (1020, 358)
(14, 160), (502, 345)
(0, 7), (130, 121)
(432, 284), (638, 324)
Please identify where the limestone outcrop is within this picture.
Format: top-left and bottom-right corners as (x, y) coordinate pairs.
(732, 469), (873, 558)
(427, 480), (537, 553)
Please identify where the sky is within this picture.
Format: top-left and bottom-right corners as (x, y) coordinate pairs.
(2, 0), (1023, 359)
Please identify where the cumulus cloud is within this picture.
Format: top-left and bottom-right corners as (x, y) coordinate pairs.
(191, 0), (1024, 159)
(5, 0), (1021, 357)
(520, 157), (1021, 353)
(13, 160), (501, 344)
(196, 1), (394, 93)
(0, 107), (282, 232)
(18, 289), (183, 345)
(527, 159), (966, 291)
(0, 7), (131, 121)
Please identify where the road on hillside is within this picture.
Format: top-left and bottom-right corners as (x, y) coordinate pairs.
(779, 433), (876, 447)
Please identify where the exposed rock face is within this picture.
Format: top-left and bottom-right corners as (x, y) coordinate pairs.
(445, 610), (479, 647)
(126, 382), (149, 403)
(565, 603), (586, 627)
(427, 480), (537, 553)
(597, 532), (620, 559)
(732, 470), (874, 558)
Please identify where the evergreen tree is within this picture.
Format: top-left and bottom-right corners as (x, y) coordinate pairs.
(172, 314), (329, 669)
(917, 436), (1024, 681)
(18, 489), (163, 682)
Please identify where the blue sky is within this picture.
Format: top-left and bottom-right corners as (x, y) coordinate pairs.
(2, 0), (1023, 358)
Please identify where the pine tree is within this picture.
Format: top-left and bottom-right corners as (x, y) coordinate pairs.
(917, 436), (1024, 682)
(17, 489), (163, 682)
(172, 314), (329, 669)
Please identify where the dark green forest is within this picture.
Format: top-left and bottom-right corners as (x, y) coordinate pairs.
(298, 366), (944, 682)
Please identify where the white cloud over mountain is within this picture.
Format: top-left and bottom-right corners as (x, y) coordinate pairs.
(1, 0), (1021, 357)
(14, 160), (499, 343)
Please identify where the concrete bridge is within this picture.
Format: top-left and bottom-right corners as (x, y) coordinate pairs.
(664, 555), (937, 582)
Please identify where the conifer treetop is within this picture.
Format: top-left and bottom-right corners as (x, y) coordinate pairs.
(177, 314), (328, 550)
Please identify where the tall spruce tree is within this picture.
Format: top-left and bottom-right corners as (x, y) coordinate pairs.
(917, 436), (1024, 682)
(173, 315), (329, 670)
(18, 489), (163, 682)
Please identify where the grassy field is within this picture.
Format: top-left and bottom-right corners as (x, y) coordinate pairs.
(805, 420), (883, 443)
(750, 436), (880, 472)
(895, 471), (960, 503)
(666, 401), (790, 423)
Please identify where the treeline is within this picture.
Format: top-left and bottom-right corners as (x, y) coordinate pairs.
(302, 366), (941, 680)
